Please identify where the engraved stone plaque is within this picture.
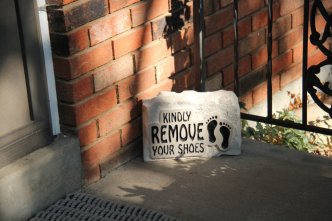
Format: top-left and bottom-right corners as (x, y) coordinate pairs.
(142, 90), (241, 161)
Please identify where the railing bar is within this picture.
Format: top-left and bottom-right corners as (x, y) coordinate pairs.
(193, 0), (201, 90)
(267, 0), (273, 120)
(233, 0), (239, 96)
(241, 113), (332, 136)
(199, 0), (206, 92)
(302, 0), (309, 126)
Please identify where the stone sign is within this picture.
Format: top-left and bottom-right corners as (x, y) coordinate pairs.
(142, 90), (241, 161)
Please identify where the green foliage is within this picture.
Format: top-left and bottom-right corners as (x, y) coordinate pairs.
(242, 109), (314, 152)
(308, 115), (332, 156)
(239, 96), (332, 156)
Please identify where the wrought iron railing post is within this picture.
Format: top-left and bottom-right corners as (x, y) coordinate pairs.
(199, 0), (206, 92)
(302, 0), (309, 126)
(307, 0), (332, 117)
(233, 0), (239, 97)
(267, 0), (273, 120)
(241, 0), (332, 135)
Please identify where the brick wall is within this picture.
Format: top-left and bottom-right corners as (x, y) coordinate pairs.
(204, 0), (331, 109)
(47, 0), (330, 183)
(47, 0), (195, 183)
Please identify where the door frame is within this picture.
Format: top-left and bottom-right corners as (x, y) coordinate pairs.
(0, 0), (59, 168)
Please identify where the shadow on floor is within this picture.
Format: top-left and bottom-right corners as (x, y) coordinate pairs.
(85, 139), (332, 221)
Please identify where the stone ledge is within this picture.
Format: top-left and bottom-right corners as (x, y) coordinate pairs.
(0, 134), (82, 221)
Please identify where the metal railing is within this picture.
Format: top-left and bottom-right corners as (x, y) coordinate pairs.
(199, 0), (332, 135)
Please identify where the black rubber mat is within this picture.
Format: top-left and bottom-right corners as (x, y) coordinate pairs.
(29, 192), (178, 221)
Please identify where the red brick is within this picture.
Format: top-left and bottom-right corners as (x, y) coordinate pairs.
(204, 32), (222, 57)
(78, 121), (98, 146)
(172, 68), (195, 92)
(205, 5), (233, 35)
(223, 83), (235, 91)
(252, 75), (280, 105)
(59, 87), (117, 126)
(238, 29), (265, 57)
(278, 27), (303, 54)
(222, 65), (233, 86)
(151, 17), (167, 40)
(280, 63), (302, 88)
(131, 0), (169, 27)
(253, 82), (266, 105)
(272, 51), (293, 75)
(204, 0), (220, 15)
(82, 131), (121, 168)
(206, 46), (234, 75)
(47, 7), (65, 33)
(109, 0), (140, 12)
(291, 6), (304, 28)
(272, 15), (291, 39)
(238, 0), (264, 18)
(239, 91), (253, 110)
(69, 28), (89, 53)
(46, 0), (77, 5)
(308, 50), (326, 67)
(93, 55), (134, 92)
(121, 119), (142, 146)
(47, 0), (109, 32)
(98, 100), (138, 136)
(236, 54), (252, 76)
(252, 10), (267, 32)
(54, 41), (113, 80)
(293, 44), (303, 64)
(156, 51), (191, 81)
(89, 10), (131, 45)
(222, 55), (251, 86)
(118, 68), (156, 101)
(321, 0), (332, 9)
(170, 25), (194, 52)
(50, 27), (89, 56)
(53, 58), (71, 79)
(56, 75), (93, 102)
(252, 3), (280, 31)
(279, 0), (303, 16)
(304, 40), (320, 57)
(313, 13), (330, 33)
(272, 74), (281, 93)
(136, 79), (173, 101)
(222, 16), (252, 48)
(134, 39), (171, 71)
(220, 0), (232, 8)
(83, 165), (101, 184)
(112, 25), (152, 58)
(251, 41), (278, 70)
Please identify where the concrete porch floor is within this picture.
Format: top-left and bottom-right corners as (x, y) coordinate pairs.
(84, 139), (332, 221)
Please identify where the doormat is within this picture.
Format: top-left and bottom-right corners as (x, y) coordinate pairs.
(29, 192), (178, 221)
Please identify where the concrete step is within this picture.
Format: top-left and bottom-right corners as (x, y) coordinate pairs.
(0, 135), (82, 221)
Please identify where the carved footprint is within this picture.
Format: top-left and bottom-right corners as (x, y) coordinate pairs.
(206, 116), (218, 143)
(219, 122), (231, 149)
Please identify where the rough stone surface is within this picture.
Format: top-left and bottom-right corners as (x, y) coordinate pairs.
(142, 90), (241, 161)
(0, 135), (82, 221)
